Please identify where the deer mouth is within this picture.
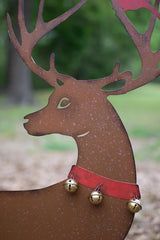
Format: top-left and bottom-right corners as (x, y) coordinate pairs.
(24, 116), (29, 122)
(77, 131), (90, 138)
(23, 118), (29, 132)
(24, 114), (30, 123)
(23, 115), (32, 133)
(24, 116), (29, 125)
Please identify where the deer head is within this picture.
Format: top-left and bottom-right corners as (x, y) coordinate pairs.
(22, 63), (131, 138)
(7, 0), (160, 139)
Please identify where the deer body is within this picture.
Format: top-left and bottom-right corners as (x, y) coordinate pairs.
(2, 0), (160, 239)
(0, 80), (136, 239)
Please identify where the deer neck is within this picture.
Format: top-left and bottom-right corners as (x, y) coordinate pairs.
(74, 107), (136, 183)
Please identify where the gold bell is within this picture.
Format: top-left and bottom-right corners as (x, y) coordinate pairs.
(128, 199), (142, 213)
(64, 178), (78, 193)
(89, 191), (103, 205)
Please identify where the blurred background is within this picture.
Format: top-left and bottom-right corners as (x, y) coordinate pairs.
(0, 0), (160, 239)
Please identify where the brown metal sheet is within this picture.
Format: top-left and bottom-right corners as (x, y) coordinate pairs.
(2, 0), (160, 239)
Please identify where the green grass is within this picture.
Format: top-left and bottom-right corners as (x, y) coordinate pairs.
(109, 83), (160, 162)
(41, 135), (76, 151)
(134, 138), (160, 162)
(0, 90), (51, 137)
(0, 84), (160, 160)
(109, 83), (160, 138)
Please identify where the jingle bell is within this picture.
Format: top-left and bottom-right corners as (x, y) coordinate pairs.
(128, 199), (142, 213)
(64, 179), (78, 193)
(89, 191), (103, 205)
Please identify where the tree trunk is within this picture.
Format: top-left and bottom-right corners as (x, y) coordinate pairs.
(7, 0), (34, 105)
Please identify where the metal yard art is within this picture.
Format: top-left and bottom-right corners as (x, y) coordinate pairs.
(1, 0), (160, 239)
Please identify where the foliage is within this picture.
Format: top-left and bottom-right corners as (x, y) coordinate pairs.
(0, 0), (160, 89)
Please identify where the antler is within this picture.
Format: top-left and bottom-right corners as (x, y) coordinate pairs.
(7, 0), (87, 87)
(101, 0), (160, 95)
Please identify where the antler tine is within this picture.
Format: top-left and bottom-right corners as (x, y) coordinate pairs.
(145, 0), (160, 40)
(33, 0), (87, 47)
(111, 0), (142, 53)
(105, 0), (160, 95)
(18, 0), (28, 42)
(7, 0), (87, 87)
(37, 0), (45, 23)
(90, 62), (132, 91)
(7, 13), (21, 51)
(111, 0), (160, 53)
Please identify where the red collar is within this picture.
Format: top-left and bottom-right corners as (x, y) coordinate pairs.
(68, 165), (141, 200)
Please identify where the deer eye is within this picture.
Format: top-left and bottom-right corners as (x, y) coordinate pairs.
(57, 97), (71, 109)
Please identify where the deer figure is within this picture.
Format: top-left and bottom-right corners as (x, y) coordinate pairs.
(1, 0), (159, 239)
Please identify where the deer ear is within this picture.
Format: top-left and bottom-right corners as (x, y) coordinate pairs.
(101, 79), (126, 92)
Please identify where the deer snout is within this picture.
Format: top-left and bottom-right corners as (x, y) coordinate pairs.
(24, 113), (41, 136)
(23, 110), (53, 136)
(24, 114), (30, 125)
(24, 114), (33, 132)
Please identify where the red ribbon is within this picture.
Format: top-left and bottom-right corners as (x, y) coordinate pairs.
(68, 165), (141, 200)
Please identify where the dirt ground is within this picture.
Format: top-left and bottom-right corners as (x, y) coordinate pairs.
(0, 138), (160, 240)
